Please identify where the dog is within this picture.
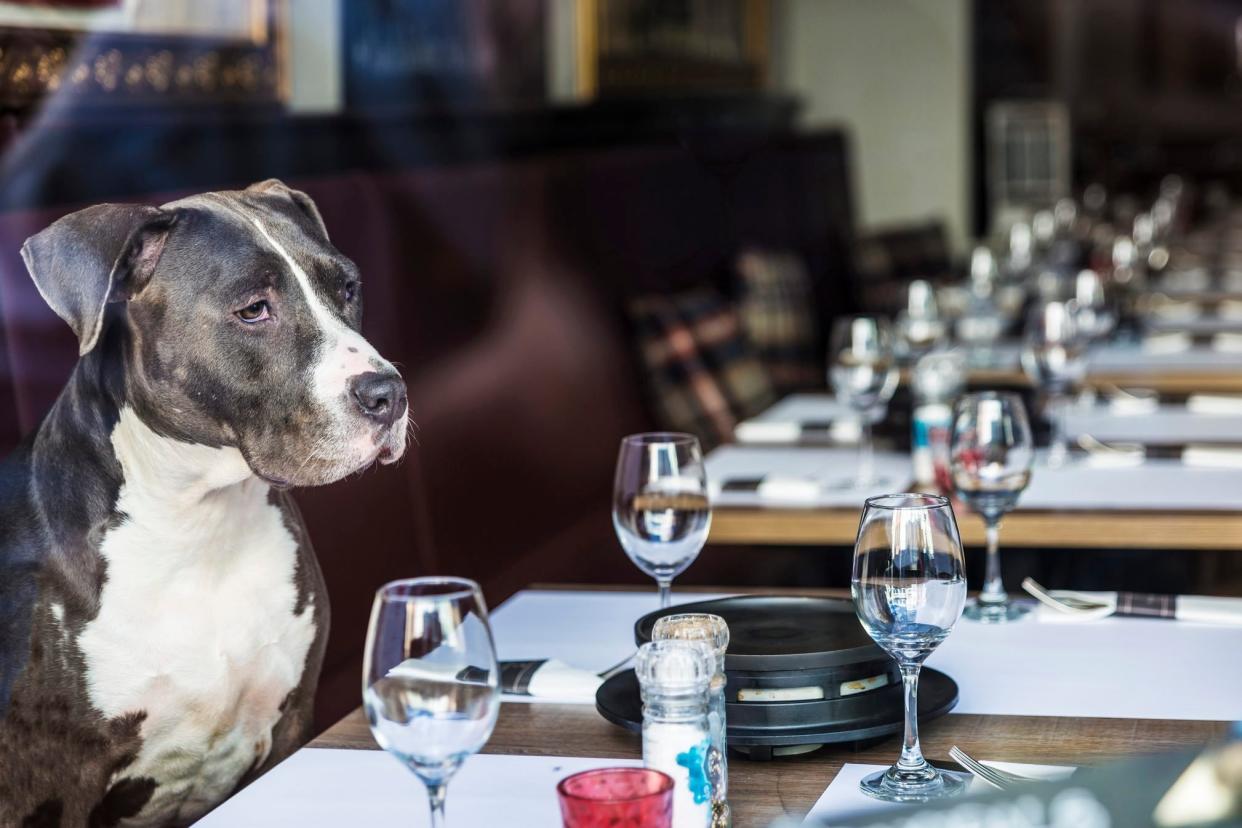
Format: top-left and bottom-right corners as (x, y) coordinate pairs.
(0, 179), (409, 826)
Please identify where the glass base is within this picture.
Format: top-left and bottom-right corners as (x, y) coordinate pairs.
(963, 600), (1031, 623)
(858, 765), (968, 803)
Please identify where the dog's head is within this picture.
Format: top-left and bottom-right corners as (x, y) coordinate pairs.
(21, 179), (409, 487)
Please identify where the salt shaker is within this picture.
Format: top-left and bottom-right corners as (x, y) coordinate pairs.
(651, 613), (731, 827)
(635, 639), (714, 828)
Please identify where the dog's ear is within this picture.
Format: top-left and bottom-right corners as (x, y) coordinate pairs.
(246, 178), (329, 240)
(21, 204), (177, 356)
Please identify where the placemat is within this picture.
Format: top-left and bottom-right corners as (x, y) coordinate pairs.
(195, 750), (641, 827)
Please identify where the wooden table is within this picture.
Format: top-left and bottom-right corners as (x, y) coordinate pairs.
(310, 583), (1229, 825)
(314, 698), (1225, 825)
(709, 506), (1242, 550)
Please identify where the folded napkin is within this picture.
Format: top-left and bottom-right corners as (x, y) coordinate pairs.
(1143, 332), (1193, 354)
(734, 418), (861, 445)
(1149, 299), (1203, 321)
(1082, 448), (1145, 468)
(497, 660), (602, 702)
(756, 475), (822, 503)
(1213, 332), (1242, 353)
(1183, 445), (1242, 469)
(1032, 587), (1242, 626)
(1107, 392), (1158, 416)
(1186, 394), (1242, 415)
(1218, 299), (1242, 321)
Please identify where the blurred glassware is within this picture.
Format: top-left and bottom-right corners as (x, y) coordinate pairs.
(1082, 182), (1108, 217)
(1053, 198), (1077, 237)
(895, 279), (947, 358)
(954, 293), (1005, 368)
(613, 433), (711, 609)
(911, 351), (967, 490)
(1022, 300), (1086, 467)
(1004, 221), (1033, 281)
(557, 768), (674, 828)
(968, 246), (998, 296)
(829, 316), (899, 488)
(1072, 269), (1116, 343)
(363, 577), (501, 828)
(949, 392), (1035, 623)
(852, 494), (968, 802)
(1032, 210), (1056, 252)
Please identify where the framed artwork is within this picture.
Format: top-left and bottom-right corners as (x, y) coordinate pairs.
(577, 0), (769, 98)
(0, 0), (281, 109)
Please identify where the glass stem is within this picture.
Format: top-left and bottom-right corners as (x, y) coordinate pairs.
(427, 783), (447, 828)
(980, 519), (1007, 605)
(858, 415), (875, 486)
(657, 578), (672, 609)
(1048, 393), (1068, 467)
(896, 662), (928, 772)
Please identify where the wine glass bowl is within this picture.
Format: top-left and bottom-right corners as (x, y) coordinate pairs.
(950, 392), (1035, 623)
(852, 494), (968, 802)
(613, 433), (712, 608)
(363, 577), (501, 827)
(828, 316), (899, 488)
(1023, 300), (1086, 466)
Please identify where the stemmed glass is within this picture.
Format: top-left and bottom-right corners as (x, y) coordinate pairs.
(829, 316), (899, 488)
(363, 577), (501, 827)
(1022, 300), (1085, 467)
(852, 494), (968, 802)
(613, 433), (712, 609)
(949, 392), (1035, 623)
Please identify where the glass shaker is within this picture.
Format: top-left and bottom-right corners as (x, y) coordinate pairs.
(651, 613), (731, 827)
(635, 639), (715, 828)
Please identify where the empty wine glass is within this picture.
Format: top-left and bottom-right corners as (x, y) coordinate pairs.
(852, 494), (968, 803)
(1073, 269), (1116, 343)
(613, 433), (712, 609)
(363, 577), (501, 827)
(829, 316), (899, 488)
(895, 280), (946, 358)
(1022, 300), (1085, 467)
(950, 392), (1034, 623)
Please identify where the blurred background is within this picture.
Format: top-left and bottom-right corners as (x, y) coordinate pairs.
(2, 0), (1242, 726)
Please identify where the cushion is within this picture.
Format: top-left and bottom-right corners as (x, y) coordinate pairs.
(735, 247), (821, 394)
(628, 287), (776, 450)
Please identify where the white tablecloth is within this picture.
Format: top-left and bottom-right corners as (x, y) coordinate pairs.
(705, 446), (915, 509)
(491, 590), (1242, 721)
(1088, 343), (1242, 373)
(1064, 404), (1242, 445)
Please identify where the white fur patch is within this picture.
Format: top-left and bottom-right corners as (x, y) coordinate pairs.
(77, 409), (317, 826)
(233, 210), (389, 408)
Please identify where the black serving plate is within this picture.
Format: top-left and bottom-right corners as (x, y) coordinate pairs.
(635, 596), (884, 671)
(596, 667), (958, 751)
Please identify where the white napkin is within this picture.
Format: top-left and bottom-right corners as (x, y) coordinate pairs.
(734, 418), (861, 445)
(1213, 332), (1242, 353)
(1187, 395), (1242, 415)
(1036, 590), (1242, 626)
(520, 659), (603, 702)
(1083, 448), (1145, 468)
(1144, 332), (1193, 353)
(757, 475), (822, 503)
(1218, 299), (1242, 321)
(1150, 300), (1203, 321)
(1183, 445), (1242, 469)
(1108, 393), (1159, 416)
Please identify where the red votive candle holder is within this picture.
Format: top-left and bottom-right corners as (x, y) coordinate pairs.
(557, 767), (674, 828)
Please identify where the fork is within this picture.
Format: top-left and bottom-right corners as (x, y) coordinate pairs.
(948, 745), (1041, 791)
(1021, 577), (1114, 615)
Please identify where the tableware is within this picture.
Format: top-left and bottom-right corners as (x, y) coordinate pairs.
(948, 746), (1041, 791)
(828, 316), (899, 488)
(363, 577), (501, 828)
(613, 433), (712, 609)
(851, 494), (968, 802)
(1022, 300), (1085, 467)
(950, 392), (1034, 623)
(895, 280), (946, 357)
(1073, 269), (1116, 342)
(557, 767), (674, 828)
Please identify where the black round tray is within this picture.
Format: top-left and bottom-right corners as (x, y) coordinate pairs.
(634, 595), (885, 672)
(596, 667), (958, 749)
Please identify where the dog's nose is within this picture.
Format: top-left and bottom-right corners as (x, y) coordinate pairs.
(349, 371), (407, 427)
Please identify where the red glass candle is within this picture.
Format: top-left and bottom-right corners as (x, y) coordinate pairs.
(557, 767), (674, 828)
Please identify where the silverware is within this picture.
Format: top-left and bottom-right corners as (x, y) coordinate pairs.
(597, 652), (635, 680)
(1021, 577), (1113, 613)
(948, 745), (1041, 791)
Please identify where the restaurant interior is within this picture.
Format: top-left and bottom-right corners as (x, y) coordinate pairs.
(3, 1), (1242, 826)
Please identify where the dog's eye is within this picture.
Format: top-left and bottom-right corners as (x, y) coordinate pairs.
(342, 281), (358, 303)
(236, 300), (271, 323)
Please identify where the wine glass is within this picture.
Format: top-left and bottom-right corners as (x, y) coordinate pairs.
(949, 392), (1034, 623)
(1073, 268), (1115, 343)
(363, 577), (501, 827)
(613, 433), (712, 609)
(828, 316), (899, 488)
(1022, 300), (1085, 467)
(852, 494), (968, 803)
(895, 280), (946, 359)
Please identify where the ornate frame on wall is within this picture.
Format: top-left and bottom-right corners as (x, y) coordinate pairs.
(0, 0), (282, 111)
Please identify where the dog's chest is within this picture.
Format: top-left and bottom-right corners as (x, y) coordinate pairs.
(76, 475), (317, 825)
